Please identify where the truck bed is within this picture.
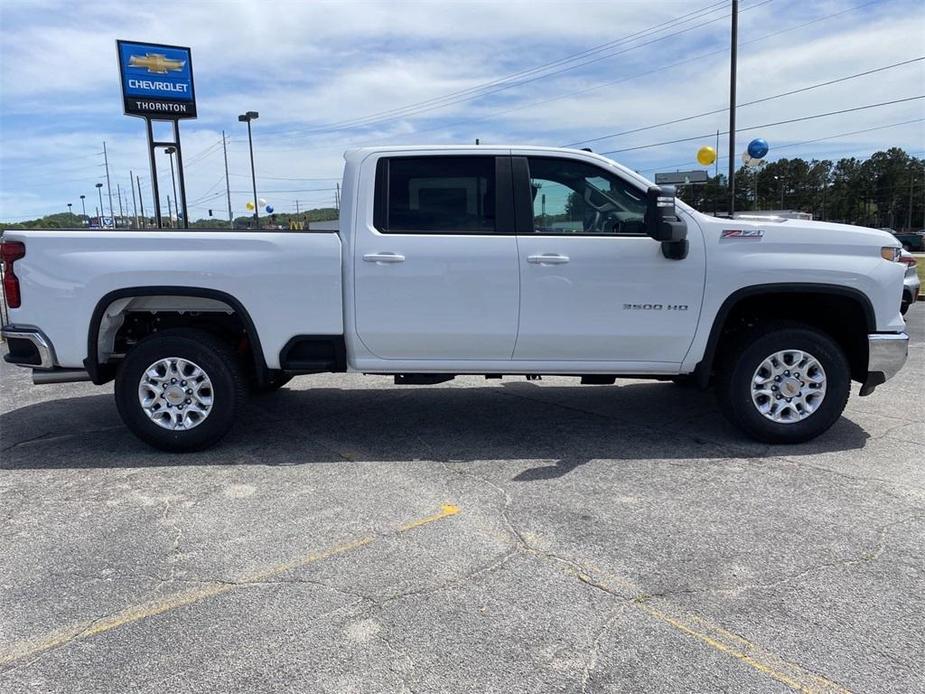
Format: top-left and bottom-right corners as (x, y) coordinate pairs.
(3, 229), (344, 369)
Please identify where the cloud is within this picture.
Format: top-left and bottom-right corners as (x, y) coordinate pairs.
(1, 0), (923, 219)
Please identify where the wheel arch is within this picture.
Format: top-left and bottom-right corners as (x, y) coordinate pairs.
(85, 286), (269, 386)
(694, 283), (875, 388)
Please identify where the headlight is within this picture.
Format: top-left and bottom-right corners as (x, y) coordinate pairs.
(881, 246), (902, 262)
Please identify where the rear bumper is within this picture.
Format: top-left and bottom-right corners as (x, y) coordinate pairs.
(859, 332), (909, 396)
(1, 326), (56, 369)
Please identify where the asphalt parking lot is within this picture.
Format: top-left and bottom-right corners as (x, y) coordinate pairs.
(1, 310), (922, 694)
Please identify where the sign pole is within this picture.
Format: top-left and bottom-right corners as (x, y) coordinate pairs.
(145, 118), (162, 229)
(172, 119), (190, 229)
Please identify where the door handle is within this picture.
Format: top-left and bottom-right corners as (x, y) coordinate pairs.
(363, 252), (406, 264)
(527, 253), (570, 265)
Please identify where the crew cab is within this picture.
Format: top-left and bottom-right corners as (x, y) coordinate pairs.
(1, 145), (910, 451)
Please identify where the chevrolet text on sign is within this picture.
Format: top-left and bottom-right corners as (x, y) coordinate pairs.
(117, 40), (197, 119)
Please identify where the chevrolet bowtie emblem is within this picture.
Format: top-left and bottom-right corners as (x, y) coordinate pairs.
(128, 53), (185, 74)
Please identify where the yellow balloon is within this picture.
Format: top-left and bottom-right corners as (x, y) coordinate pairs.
(697, 146), (716, 166)
(245, 201), (255, 211)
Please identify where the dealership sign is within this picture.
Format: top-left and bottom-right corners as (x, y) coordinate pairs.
(117, 40), (196, 119)
(654, 170), (708, 185)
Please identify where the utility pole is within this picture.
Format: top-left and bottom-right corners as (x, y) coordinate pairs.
(137, 175), (146, 228)
(335, 182), (341, 212)
(295, 200), (300, 216)
(222, 130), (233, 227)
(103, 141), (115, 220)
(117, 183), (125, 228)
(727, 0), (738, 216)
(714, 130), (720, 178)
(167, 194), (173, 227)
(130, 170), (139, 229)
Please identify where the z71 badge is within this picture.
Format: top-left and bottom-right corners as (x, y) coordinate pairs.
(721, 229), (764, 239)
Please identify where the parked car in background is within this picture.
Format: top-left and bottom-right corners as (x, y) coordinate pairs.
(899, 250), (920, 314)
(891, 229), (925, 252)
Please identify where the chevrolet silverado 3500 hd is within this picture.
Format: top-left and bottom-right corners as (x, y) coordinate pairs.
(1, 146), (909, 451)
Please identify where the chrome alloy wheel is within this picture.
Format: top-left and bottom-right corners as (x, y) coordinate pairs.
(750, 349), (827, 424)
(138, 357), (214, 430)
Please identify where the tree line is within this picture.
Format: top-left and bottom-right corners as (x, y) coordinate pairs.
(677, 147), (924, 229)
(0, 207), (339, 230)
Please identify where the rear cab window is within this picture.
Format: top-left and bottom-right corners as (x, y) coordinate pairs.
(374, 156), (497, 234)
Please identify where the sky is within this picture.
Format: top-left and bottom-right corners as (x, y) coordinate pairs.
(1, 0), (924, 221)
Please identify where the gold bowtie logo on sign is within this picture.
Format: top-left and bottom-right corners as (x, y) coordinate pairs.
(128, 53), (185, 74)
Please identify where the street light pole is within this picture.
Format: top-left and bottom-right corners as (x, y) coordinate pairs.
(95, 183), (105, 228)
(67, 202), (72, 217)
(165, 147), (180, 228)
(238, 111), (260, 228)
(79, 195), (87, 221)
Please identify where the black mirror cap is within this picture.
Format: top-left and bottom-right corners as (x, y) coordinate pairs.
(645, 185), (687, 243)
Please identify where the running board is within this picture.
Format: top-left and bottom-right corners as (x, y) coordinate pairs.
(33, 369), (93, 385)
(394, 374), (455, 385)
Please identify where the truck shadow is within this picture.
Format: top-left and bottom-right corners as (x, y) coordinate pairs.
(0, 380), (870, 476)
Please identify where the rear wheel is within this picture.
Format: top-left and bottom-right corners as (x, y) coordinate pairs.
(716, 323), (850, 444)
(115, 328), (246, 452)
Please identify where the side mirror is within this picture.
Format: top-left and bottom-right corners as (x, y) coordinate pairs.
(645, 185), (689, 260)
(645, 185), (687, 242)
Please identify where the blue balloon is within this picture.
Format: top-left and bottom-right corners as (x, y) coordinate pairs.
(265, 205), (274, 214)
(747, 138), (769, 159)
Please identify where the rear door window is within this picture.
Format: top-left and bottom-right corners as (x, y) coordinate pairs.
(375, 156), (497, 233)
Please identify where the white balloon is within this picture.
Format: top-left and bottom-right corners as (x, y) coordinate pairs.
(258, 198), (267, 206)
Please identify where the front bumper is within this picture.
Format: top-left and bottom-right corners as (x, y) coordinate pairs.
(1, 326), (57, 369)
(859, 332), (909, 396)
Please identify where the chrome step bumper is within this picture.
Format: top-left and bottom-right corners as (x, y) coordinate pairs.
(860, 332), (909, 396)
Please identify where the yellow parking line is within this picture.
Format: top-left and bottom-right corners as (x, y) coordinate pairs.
(399, 503), (460, 531)
(634, 600), (852, 694)
(0, 504), (460, 668)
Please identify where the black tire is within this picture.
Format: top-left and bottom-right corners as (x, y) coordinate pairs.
(715, 322), (850, 444)
(251, 374), (293, 394)
(115, 328), (247, 452)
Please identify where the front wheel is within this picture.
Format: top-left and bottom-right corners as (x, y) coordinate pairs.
(716, 323), (850, 444)
(115, 328), (246, 452)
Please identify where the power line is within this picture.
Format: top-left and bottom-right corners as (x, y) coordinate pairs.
(300, 1), (729, 131)
(638, 117), (925, 173)
(419, 0), (886, 148)
(251, 0), (882, 156)
(599, 95), (925, 155)
(295, 0), (774, 134)
(566, 56), (925, 147)
(230, 187), (338, 194)
(228, 172), (341, 181)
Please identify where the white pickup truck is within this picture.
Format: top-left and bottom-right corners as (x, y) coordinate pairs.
(2, 145), (909, 451)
